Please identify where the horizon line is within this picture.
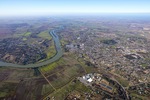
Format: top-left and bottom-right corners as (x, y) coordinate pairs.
(0, 12), (150, 18)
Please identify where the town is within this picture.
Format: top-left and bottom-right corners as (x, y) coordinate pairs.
(0, 16), (149, 100)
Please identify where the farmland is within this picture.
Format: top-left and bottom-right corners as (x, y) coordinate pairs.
(0, 15), (150, 100)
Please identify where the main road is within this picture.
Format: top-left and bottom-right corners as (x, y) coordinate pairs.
(0, 28), (63, 68)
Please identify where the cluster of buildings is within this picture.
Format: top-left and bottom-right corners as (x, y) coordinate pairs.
(60, 20), (150, 99)
(78, 73), (114, 96)
(129, 83), (150, 96)
(65, 31), (150, 85)
(78, 73), (131, 100)
(0, 37), (50, 65)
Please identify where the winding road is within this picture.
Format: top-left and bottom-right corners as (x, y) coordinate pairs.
(0, 28), (63, 68)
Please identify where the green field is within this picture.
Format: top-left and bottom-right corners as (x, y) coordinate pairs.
(38, 31), (52, 40)
(24, 32), (31, 36)
(46, 41), (56, 59)
(40, 58), (65, 73)
(40, 53), (96, 100)
(45, 80), (91, 100)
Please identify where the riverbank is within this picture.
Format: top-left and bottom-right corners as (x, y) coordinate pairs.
(0, 28), (63, 68)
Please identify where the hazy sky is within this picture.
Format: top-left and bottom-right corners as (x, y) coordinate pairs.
(0, 0), (150, 16)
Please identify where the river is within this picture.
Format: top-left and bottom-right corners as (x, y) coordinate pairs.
(0, 28), (63, 68)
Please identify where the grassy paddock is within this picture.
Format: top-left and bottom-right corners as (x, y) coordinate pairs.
(40, 58), (65, 73)
(46, 41), (56, 59)
(48, 81), (91, 100)
(24, 32), (31, 36)
(41, 84), (54, 95)
(38, 31), (52, 40)
(0, 82), (17, 98)
(50, 64), (84, 89)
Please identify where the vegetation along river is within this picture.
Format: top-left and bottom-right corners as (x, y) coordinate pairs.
(0, 28), (63, 68)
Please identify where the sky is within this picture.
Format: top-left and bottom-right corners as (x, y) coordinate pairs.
(0, 0), (150, 16)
